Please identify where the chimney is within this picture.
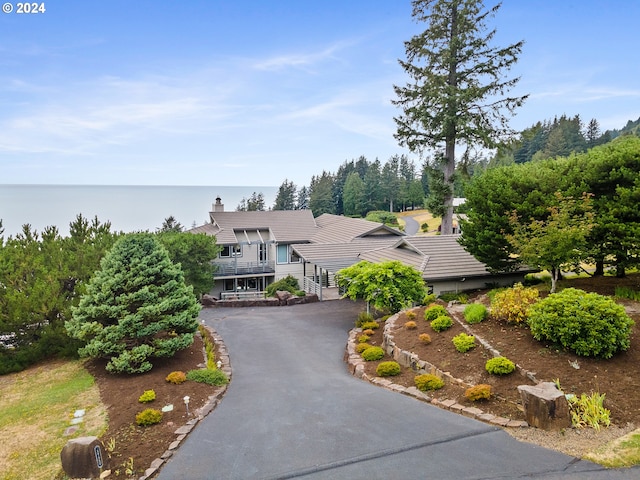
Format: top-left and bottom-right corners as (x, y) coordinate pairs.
(213, 197), (224, 212)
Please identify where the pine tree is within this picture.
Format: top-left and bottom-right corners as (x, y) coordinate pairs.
(66, 233), (200, 374)
(393, 0), (526, 234)
(273, 179), (297, 210)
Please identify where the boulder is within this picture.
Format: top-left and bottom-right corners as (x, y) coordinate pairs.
(518, 382), (571, 430)
(200, 294), (217, 307)
(60, 436), (110, 479)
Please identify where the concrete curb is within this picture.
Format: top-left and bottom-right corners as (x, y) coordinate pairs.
(139, 326), (232, 480)
(344, 308), (529, 429)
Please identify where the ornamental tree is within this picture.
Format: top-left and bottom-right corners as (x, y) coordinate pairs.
(505, 192), (594, 293)
(66, 233), (200, 374)
(335, 260), (426, 313)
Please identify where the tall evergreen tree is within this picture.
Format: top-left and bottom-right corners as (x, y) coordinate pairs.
(309, 172), (336, 216)
(343, 171), (366, 217)
(363, 159), (384, 212)
(273, 179), (297, 210)
(393, 0), (526, 235)
(66, 233), (200, 374)
(296, 185), (310, 210)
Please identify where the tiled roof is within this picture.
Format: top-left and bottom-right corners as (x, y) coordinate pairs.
(188, 210), (318, 245)
(402, 235), (491, 280)
(311, 214), (404, 243)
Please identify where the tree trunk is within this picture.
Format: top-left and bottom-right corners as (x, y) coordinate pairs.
(593, 259), (604, 276)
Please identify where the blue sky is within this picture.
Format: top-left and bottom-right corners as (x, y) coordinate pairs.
(1, 1), (638, 187)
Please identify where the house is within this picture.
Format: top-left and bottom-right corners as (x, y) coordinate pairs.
(189, 198), (527, 299)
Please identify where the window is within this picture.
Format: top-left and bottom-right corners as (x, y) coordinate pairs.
(224, 279), (235, 291)
(276, 244), (301, 264)
(220, 245), (242, 258)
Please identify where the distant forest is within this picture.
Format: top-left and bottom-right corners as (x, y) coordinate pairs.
(236, 115), (640, 217)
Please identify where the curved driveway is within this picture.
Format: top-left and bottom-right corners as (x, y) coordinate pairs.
(158, 301), (638, 480)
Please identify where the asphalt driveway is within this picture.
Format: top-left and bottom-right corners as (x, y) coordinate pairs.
(157, 300), (639, 480)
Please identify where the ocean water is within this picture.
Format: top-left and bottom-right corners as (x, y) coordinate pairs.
(0, 185), (278, 238)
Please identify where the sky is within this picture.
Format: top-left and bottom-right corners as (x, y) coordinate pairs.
(1, 1), (638, 188)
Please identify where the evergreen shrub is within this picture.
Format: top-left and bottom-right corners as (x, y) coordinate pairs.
(404, 321), (418, 330)
(376, 361), (401, 377)
(465, 384), (492, 401)
(138, 389), (156, 403)
(528, 288), (634, 358)
(358, 334), (370, 343)
(356, 312), (375, 328)
(424, 304), (448, 321)
(355, 342), (371, 354)
(360, 321), (380, 331)
(485, 357), (515, 375)
(452, 333), (476, 353)
(430, 315), (453, 332)
(361, 346), (385, 361)
(414, 373), (444, 391)
(419, 333), (432, 344)
(463, 303), (488, 324)
(166, 371), (187, 384)
(136, 408), (162, 426)
(265, 275), (300, 297)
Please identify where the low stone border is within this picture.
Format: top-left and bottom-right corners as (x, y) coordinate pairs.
(345, 309), (528, 429)
(139, 326), (232, 480)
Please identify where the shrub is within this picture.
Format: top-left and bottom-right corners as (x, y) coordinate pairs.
(423, 293), (437, 305)
(358, 334), (370, 343)
(463, 303), (488, 324)
(419, 333), (432, 344)
(166, 371), (187, 385)
(452, 333), (476, 353)
(138, 389), (156, 403)
(430, 315), (453, 332)
(527, 288), (634, 359)
(414, 374), (444, 391)
(424, 304), (448, 321)
(465, 384), (492, 401)
(356, 312), (375, 328)
(135, 408), (163, 426)
(362, 329), (375, 336)
(406, 311), (417, 320)
(265, 275), (300, 297)
(360, 321), (380, 331)
(355, 342), (371, 354)
(376, 361), (401, 377)
(490, 283), (539, 324)
(361, 346), (385, 361)
(485, 356), (515, 375)
(439, 292), (468, 303)
(186, 368), (229, 386)
(404, 321), (417, 330)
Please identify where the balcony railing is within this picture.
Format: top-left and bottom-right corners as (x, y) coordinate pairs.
(213, 260), (275, 277)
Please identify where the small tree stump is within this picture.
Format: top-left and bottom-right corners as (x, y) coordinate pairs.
(60, 436), (110, 479)
(518, 382), (571, 430)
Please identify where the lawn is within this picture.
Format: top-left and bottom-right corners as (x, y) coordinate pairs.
(0, 360), (107, 480)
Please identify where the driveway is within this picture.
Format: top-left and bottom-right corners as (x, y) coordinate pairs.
(157, 301), (639, 479)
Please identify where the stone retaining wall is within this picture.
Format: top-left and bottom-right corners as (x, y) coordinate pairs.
(345, 307), (529, 429)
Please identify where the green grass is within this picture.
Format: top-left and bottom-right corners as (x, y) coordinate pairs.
(0, 360), (107, 480)
(585, 429), (640, 467)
